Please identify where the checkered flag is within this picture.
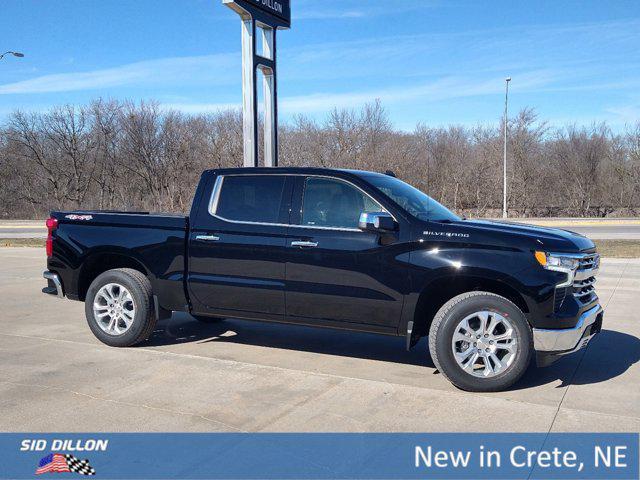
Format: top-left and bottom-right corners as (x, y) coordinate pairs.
(64, 454), (96, 476)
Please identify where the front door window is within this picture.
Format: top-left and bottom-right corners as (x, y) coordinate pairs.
(301, 177), (383, 229)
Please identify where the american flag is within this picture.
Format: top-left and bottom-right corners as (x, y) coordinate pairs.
(35, 454), (70, 474)
(36, 453), (96, 476)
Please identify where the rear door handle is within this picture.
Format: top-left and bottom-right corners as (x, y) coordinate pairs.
(291, 241), (318, 248)
(195, 235), (220, 242)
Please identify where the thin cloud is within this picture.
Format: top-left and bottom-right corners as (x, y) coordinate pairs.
(280, 70), (559, 113)
(605, 104), (640, 125)
(279, 17), (640, 87)
(1, 13), (637, 133)
(0, 54), (237, 95)
(166, 69), (558, 115)
(3, 17), (637, 96)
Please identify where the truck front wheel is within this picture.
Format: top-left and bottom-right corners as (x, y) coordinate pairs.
(428, 291), (532, 392)
(85, 268), (157, 347)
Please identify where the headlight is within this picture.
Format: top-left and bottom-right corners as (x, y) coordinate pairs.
(534, 251), (579, 287)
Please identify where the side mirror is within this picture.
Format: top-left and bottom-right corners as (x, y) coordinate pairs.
(359, 212), (398, 232)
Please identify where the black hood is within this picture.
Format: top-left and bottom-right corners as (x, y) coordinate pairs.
(428, 219), (596, 253)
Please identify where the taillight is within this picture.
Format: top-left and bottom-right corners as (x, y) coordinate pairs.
(45, 217), (58, 257)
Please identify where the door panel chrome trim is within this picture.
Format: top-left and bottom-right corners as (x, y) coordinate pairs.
(291, 241), (318, 248)
(195, 235), (220, 242)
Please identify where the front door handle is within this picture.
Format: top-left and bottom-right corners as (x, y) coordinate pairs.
(291, 241), (318, 248)
(195, 235), (220, 242)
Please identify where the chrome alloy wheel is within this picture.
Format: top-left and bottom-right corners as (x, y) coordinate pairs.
(451, 311), (518, 378)
(92, 283), (136, 335)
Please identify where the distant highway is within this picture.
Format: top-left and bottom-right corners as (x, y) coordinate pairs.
(1, 219), (640, 240)
(0, 221), (46, 238)
(535, 225), (640, 240)
(510, 218), (640, 240)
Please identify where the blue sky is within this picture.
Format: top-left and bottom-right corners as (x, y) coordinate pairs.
(1, 0), (639, 130)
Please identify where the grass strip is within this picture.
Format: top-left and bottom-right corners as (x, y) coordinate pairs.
(0, 238), (45, 247)
(593, 240), (640, 258)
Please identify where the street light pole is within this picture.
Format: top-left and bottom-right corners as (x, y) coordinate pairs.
(502, 77), (511, 219)
(0, 51), (25, 61)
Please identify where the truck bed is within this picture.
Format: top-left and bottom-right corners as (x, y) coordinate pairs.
(49, 210), (189, 311)
(53, 210), (188, 229)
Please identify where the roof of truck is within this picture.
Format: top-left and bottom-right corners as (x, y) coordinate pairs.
(205, 167), (388, 179)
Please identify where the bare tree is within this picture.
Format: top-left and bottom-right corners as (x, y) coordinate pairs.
(1, 100), (638, 219)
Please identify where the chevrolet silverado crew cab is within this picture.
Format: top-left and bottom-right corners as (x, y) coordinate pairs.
(43, 167), (603, 392)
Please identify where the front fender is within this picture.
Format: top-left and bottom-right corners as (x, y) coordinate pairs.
(398, 242), (558, 335)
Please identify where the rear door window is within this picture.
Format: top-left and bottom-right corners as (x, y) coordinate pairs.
(212, 175), (287, 224)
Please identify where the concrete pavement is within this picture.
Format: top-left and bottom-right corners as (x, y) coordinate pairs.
(0, 248), (639, 432)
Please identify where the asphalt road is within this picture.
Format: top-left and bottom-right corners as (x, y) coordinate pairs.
(1, 248), (638, 432)
(566, 225), (640, 240)
(0, 221), (46, 238)
(2, 219), (640, 239)
(512, 219), (640, 240)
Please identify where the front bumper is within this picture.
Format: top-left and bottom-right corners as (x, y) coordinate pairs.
(42, 270), (64, 298)
(533, 304), (603, 366)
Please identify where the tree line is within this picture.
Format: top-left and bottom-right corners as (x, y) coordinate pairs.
(1, 99), (638, 219)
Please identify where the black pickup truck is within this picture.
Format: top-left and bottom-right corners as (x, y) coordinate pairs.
(43, 167), (603, 392)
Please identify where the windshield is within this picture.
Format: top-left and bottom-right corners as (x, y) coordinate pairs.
(364, 175), (460, 222)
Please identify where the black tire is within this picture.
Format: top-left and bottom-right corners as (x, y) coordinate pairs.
(428, 291), (532, 392)
(84, 268), (157, 347)
(192, 315), (225, 324)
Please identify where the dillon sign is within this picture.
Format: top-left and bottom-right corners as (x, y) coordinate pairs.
(223, 0), (291, 167)
(235, 0), (291, 26)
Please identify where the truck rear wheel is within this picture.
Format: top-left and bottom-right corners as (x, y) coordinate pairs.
(428, 291), (532, 392)
(85, 268), (157, 347)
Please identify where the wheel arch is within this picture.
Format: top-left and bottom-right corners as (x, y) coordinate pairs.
(77, 251), (149, 301)
(412, 274), (530, 338)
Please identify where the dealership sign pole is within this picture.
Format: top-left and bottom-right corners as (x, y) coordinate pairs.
(222, 0), (291, 167)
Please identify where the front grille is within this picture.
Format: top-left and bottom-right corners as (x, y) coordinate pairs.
(578, 253), (600, 271)
(573, 253), (600, 306)
(573, 276), (597, 305)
